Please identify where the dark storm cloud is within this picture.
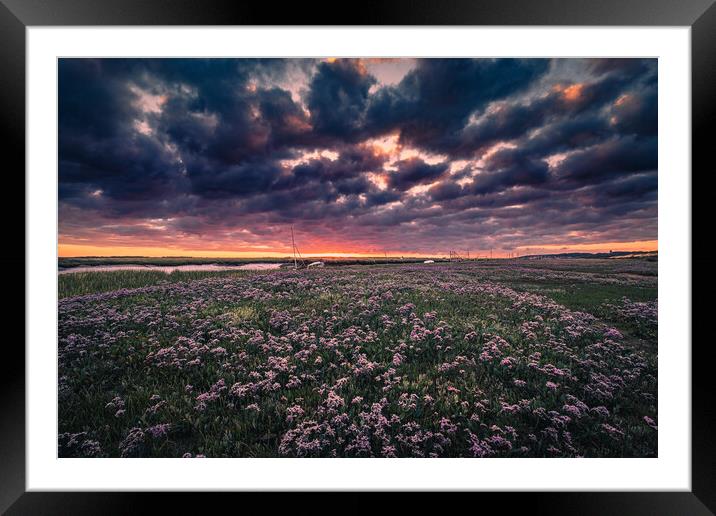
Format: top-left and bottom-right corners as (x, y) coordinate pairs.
(58, 58), (658, 253)
(307, 60), (376, 140)
(553, 135), (657, 183)
(271, 146), (387, 195)
(387, 158), (449, 191)
(518, 114), (611, 156)
(471, 156), (550, 195)
(365, 59), (550, 152)
(186, 159), (282, 199)
(447, 59), (656, 159)
(609, 87), (658, 136)
(428, 181), (464, 202)
(586, 58), (655, 78)
(59, 59), (134, 138)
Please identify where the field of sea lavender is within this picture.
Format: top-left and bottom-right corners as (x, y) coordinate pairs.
(58, 260), (658, 458)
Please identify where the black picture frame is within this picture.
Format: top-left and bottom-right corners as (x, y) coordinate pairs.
(1, 0), (712, 512)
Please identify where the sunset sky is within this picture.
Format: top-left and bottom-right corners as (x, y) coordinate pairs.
(58, 58), (657, 258)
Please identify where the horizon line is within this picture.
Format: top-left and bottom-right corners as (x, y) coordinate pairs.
(59, 250), (659, 260)
(57, 239), (658, 259)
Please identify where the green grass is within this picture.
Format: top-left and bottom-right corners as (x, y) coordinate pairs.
(58, 270), (251, 298)
(501, 280), (657, 344)
(510, 281), (656, 312)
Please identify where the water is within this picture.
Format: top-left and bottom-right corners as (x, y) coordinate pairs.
(58, 263), (284, 274)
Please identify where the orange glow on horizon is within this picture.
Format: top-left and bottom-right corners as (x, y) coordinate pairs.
(516, 240), (657, 253)
(59, 240), (658, 259)
(58, 244), (437, 259)
(59, 244), (292, 259)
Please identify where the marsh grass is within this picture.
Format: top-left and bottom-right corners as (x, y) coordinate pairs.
(58, 259), (658, 458)
(58, 270), (252, 298)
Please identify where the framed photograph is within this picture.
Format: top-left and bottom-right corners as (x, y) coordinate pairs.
(4, 0), (713, 511)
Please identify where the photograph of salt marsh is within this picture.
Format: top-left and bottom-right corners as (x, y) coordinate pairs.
(58, 58), (657, 458)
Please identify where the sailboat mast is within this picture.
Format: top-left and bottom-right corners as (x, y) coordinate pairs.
(291, 226), (298, 269)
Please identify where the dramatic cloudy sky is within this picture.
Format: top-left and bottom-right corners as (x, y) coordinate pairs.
(58, 58), (657, 257)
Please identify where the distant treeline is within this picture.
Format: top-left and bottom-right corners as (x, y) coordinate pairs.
(519, 251), (657, 260)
